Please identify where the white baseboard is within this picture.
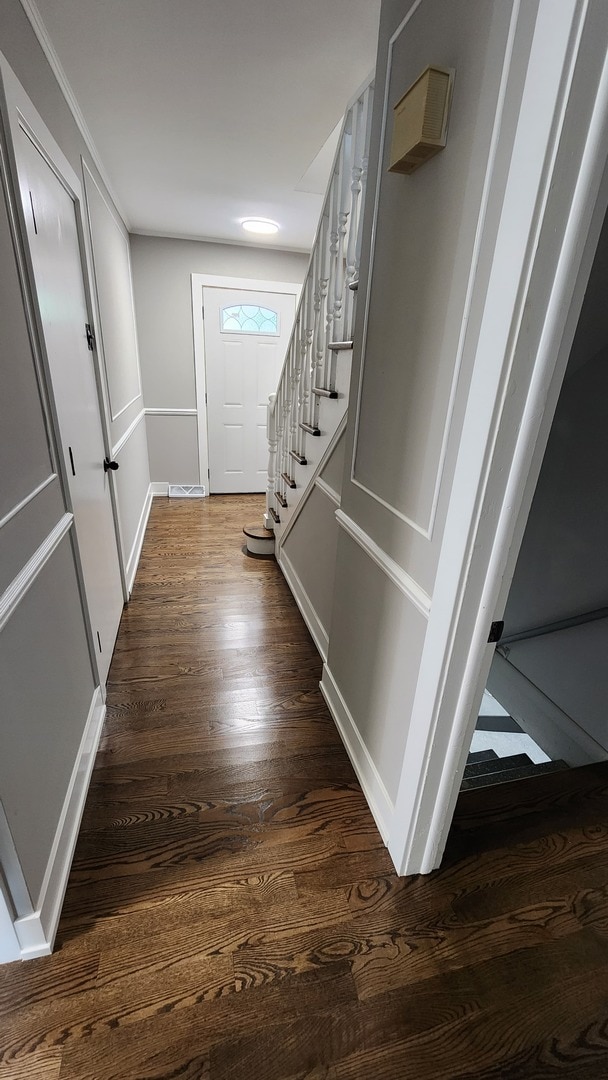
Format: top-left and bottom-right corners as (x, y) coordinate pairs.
(489, 651), (608, 767)
(278, 548), (329, 662)
(320, 664), (394, 846)
(13, 686), (106, 960)
(125, 484), (153, 595)
(150, 482), (169, 496)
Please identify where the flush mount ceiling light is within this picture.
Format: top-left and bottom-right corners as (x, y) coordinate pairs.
(241, 218), (279, 235)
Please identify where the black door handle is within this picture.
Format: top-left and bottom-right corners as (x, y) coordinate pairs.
(103, 458), (119, 472)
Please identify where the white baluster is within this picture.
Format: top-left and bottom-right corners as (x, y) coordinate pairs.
(265, 393), (277, 529)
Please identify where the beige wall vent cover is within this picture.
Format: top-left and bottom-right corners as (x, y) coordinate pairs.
(389, 66), (454, 174)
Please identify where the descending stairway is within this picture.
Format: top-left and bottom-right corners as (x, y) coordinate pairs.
(463, 748), (567, 791)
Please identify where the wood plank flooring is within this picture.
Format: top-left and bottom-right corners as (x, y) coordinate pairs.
(2, 494), (608, 1079)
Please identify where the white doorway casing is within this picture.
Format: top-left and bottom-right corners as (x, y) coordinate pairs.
(191, 275), (301, 493)
(385, 0), (608, 875)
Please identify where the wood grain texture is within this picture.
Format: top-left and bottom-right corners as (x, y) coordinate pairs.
(1, 495), (608, 1079)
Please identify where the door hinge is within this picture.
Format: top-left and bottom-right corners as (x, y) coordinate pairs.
(85, 323), (95, 351)
(488, 620), (504, 644)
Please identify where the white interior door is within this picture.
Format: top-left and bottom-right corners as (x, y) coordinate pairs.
(16, 128), (124, 683)
(203, 287), (296, 493)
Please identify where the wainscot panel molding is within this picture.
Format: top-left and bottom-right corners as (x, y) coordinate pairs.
(144, 408), (198, 416)
(0, 473), (57, 532)
(335, 509), (432, 618)
(125, 484), (153, 595)
(320, 664), (393, 843)
(0, 514), (73, 634)
(350, 0), (521, 540)
(278, 548), (329, 662)
(111, 408), (146, 458)
(13, 685), (105, 958)
(314, 476), (341, 508)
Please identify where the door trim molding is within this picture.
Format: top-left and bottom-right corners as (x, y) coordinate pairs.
(191, 274), (302, 494)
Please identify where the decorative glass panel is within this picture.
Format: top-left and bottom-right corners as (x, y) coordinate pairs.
(221, 304), (279, 335)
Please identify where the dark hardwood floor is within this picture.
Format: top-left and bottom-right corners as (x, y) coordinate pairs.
(2, 494), (608, 1079)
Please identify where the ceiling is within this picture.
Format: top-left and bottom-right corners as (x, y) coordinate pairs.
(28, 0), (381, 252)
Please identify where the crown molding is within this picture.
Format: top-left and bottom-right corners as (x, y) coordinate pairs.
(18, 0), (131, 229)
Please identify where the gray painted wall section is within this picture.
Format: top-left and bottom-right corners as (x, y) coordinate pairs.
(130, 234), (307, 483)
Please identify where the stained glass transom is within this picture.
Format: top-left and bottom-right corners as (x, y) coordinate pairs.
(221, 304), (279, 335)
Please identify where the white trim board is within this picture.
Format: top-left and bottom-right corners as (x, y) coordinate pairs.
(13, 684), (105, 959)
(191, 274), (302, 494)
(335, 510), (431, 619)
(320, 664), (393, 845)
(145, 408), (197, 416)
(111, 408), (146, 458)
(0, 473), (57, 532)
(0, 513), (73, 634)
(314, 476), (340, 508)
(278, 548), (329, 663)
(125, 483), (153, 595)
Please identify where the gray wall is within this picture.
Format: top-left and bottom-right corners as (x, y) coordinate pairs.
(130, 234), (308, 483)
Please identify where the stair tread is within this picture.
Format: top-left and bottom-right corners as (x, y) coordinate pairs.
(243, 523), (274, 540)
(328, 339), (354, 351)
(299, 422), (321, 436)
(466, 750), (499, 765)
(463, 753), (532, 779)
(289, 450), (307, 466)
(461, 759), (566, 792)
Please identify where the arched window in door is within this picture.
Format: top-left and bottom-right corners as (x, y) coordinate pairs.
(220, 304), (279, 335)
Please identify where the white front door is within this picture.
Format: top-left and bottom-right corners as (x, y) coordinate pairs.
(203, 287), (296, 493)
(16, 128), (124, 683)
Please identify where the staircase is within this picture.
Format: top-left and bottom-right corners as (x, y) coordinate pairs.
(247, 77), (374, 555)
(462, 748), (567, 791)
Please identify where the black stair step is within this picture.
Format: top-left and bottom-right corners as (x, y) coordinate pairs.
(463, 753), (532, 780)
(461, 759), (566, 792)
(348, 279), (359, 291)
(299, 422), (321, 436)
(289, 450), (307, 466)
(268, 506), (280, 525)
(275, 491), (287, 509)
(280, 472), (296, 489)
(476, 714), (523, 733)
(312, 386), (338, 399)
(466, 750), (499, 766)
(328, 339), (353, 351)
